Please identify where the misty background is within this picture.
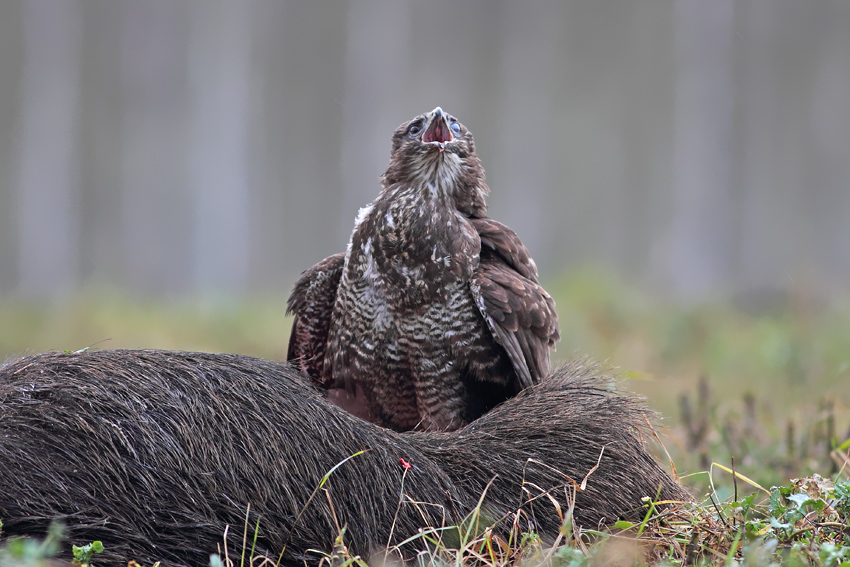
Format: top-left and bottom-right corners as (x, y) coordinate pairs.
(1, 0), (849, 304)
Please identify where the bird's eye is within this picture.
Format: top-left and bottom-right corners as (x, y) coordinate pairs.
(450, 122), (461, 134)
(408, 123), (422, 136)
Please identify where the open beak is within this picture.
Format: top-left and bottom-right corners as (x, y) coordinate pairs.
(421, 107), (453, 150)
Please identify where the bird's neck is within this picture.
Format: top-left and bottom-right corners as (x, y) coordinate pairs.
(382, 151), (489, 218)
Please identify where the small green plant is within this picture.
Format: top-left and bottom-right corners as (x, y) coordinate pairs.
(72, 540), (104, 566)
(648, 474), (850, 566)
(0, 522), (63, 566)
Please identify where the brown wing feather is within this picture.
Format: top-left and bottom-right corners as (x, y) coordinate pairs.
(470, 221), (560, 390)
(286, 253), (346, 387)
(470, 217), (539, 281)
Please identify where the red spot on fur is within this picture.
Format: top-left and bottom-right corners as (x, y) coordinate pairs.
(399, 458), (411, 470)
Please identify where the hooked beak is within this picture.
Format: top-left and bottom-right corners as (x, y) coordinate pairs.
(421, 107), (453, 150)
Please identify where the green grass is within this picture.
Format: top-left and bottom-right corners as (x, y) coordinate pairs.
(545, 269), (850, 494)
(0, 288), (292, 362)
(1, 268), (849, 565)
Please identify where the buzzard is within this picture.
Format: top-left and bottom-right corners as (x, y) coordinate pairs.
(287, 107), (559, 431)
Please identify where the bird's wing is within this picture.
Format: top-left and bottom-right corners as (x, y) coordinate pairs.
(471, 217), (540, 281)
(469, 219), (560, 390)
(286, 253), (346, 387)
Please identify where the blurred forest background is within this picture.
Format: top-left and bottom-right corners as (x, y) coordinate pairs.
(0, 1), (849, 488)
(2, 0), (850, 301)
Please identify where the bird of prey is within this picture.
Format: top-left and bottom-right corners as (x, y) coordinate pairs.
(287, 107), (560, 431)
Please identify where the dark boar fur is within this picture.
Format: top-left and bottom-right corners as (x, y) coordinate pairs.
(0, 349), (688, 566)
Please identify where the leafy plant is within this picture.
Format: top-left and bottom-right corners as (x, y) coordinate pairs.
(72, 540), (104, 566)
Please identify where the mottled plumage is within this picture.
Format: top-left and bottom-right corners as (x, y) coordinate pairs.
(288, 107), (559, 431)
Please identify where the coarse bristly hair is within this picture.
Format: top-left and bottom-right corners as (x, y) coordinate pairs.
(0, 349), (689, 566)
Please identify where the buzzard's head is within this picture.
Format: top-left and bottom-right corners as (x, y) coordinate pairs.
(381, 108), (488, 210)
(390, 107), (471, 155)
